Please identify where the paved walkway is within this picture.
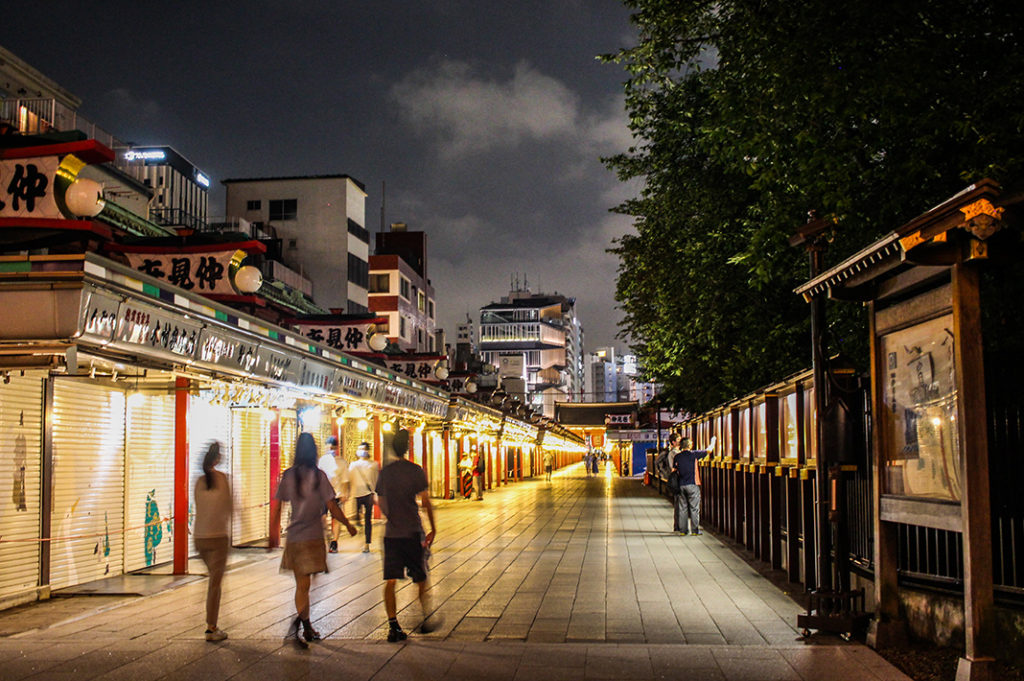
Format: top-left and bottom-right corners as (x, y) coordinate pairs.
(0, 462), (911, 680)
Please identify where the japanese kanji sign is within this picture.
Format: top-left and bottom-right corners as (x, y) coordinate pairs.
(604, 414), (633, 426)
(125, 251), (235, 294)
(294, 321), (377, 353)
(0, 157), (60, 219)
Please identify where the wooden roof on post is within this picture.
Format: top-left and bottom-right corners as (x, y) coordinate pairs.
(795, 178), (1019, 302)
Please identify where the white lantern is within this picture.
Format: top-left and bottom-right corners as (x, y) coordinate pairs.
(234, 265), (263, 293)
(368, 333), (388, 352)
(434, 365), (449, 381)
(65, 178), (105, 217)
(465, 379), (478, 394)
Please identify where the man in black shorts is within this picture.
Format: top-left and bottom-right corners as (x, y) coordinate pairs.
(375, 428), (437, 641)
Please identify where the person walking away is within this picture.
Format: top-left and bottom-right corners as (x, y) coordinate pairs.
(671, 434), (717, 535)
(349, 441), (379, 553)
(543, 449), (554, 481)
(375, 428), (437, 642)
(194, 441), (232, 642)
(318, 435), (349, 553)
(273, 432), (357, 647)
(591, 451), (600, 476)
(471, 444), (485, 501)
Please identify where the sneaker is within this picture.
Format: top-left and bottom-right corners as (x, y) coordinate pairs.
(679, 531), (689, 536)
(205, 628), (228, 642)
(387, 626), (408, 643)
(328, 540), (338, 553)
(693, 530), (703, 535)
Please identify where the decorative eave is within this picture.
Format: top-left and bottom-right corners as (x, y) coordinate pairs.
(795, 178), (1012, 302)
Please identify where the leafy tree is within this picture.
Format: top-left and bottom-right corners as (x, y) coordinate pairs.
(604, 0), (1024, 412)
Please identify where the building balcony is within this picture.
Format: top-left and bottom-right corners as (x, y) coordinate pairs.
(1, 97), (123, 150)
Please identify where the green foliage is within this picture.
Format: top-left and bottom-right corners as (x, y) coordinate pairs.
(604, 0), (1024, 412)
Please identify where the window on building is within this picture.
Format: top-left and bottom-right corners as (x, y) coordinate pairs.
(347, 218), (369, 243)
(417, 329), (423, 346)
(375, 320), (390, 334)
(246, 199), (261, 211)
(417, 291), (425, 312)
(369, 273), (390, 293)
(347, 253), (369, 288)
(428, 300), (435, 319)
(347, 301), (368, 314)
(269, 198), (297, 221)
(287, 238), (298, 249)
(399, 316), (407, 338)
(400, 277), (410, 300)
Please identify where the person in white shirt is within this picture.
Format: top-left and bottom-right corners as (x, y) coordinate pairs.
(194, 441), (232, 642)
(318, 435), (349, 552)
(348, 441), (379, 553)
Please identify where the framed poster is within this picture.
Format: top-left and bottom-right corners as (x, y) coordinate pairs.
(878, 313), (961, 501)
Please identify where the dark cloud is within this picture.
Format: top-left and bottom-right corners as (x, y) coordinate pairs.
(3, 0), (636, 351)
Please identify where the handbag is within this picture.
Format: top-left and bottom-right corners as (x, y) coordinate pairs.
(667, 471), (680, 492)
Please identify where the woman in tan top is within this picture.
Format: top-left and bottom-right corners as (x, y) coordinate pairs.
(194, 441), (232, 641)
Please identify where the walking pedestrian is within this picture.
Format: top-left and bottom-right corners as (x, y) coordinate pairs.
(375, 428), (437, 642)
(471, 444), (485, 501)
(671, 433), (717, 535)
(543, 449), (554, 481)
(318, 435), (349, 553)
(349, 441), (379, 553)
(272, 432), (357, 648)
(193, 441), (232, 642)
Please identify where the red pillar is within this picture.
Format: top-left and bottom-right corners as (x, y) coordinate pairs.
(443, 429), (451, 498)
(268, 408), (281, 548)
(373, 416), (383, 519)
(172, 377), (190, 575)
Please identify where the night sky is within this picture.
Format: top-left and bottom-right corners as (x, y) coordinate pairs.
(4, 1), (638, 352)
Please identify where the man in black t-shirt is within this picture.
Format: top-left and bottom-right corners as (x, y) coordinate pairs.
(671, 433), (717, 535)
(375, 429), (437, 641)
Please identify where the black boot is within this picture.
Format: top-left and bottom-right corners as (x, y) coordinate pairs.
(285, 616), (309, 649)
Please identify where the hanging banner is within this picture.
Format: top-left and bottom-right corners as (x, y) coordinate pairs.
(0, 156), (60, 219)
(124, 250), (238, 295)
(292, 319), (383, 353)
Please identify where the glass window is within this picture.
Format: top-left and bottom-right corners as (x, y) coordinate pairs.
(269, 199), (297, 221)
(803, 386), (817, 463)
(428, 300), (435, 320)
(879, 313), (961, 501)
(400, 278), (410, 300)
(417, 291), (425, 312)
(369, 273), (389, 293)
(738, 407), (751, 460)
(754, 401), (767, 459)
(246, 199), (261, 211)
(780, 391), (799, 461)
(399, 316), (407, 338)
(347, 254), (368, 287)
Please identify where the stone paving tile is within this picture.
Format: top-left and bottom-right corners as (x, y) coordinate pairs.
(0, 464), (920, 681)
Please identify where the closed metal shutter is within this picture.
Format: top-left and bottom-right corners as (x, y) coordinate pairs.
(231, 407), (270, 545)
(189, 396), (232, 544)
(0, 372), (44, 600)
(279, 410), (297, 470)
(123, 391), (175, 572)
(50, 380), (126, 590)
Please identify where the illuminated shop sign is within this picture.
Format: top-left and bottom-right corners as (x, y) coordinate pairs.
(123, 149), (168, 162)
(195, 172), (210, 188)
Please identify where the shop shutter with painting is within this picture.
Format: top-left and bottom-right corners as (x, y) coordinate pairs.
(49, 379), (126, 590)
(277, 409), (298, 528)
(0, 372), (45, 601)
(123, 391), (175, 573)
(231, 407), (270, 545)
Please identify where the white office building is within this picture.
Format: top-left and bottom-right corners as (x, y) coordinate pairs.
(223, 175), (370, 313)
